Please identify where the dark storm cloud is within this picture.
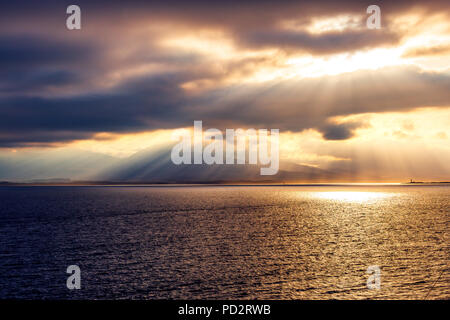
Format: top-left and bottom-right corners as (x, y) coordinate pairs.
(1, 65), (449, 146)
(0, 35), (97, 93)
(0, 72), (199, 146)
(0, 35), (93, 70)
(318, 122), (361, 140)
(0, 131), (95, 148)
(321, 125), (353, 140)
(0, 70), (82, 93)
(0, 32), (204, 94)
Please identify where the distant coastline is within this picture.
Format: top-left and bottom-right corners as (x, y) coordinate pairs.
(404, 180), (450, 184)
(0, 180), (449, 187)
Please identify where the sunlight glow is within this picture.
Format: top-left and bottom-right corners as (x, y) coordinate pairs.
(280, 15), (363, 34)
(313, 191), (392, 202)
(70, 130), (176, 158)
(284, 48), (405, 79)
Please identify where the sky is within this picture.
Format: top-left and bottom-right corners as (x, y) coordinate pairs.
(0, 0), (449, 182)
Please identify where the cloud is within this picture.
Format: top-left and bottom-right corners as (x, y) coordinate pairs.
(0, 65), (449, 146)
(318, 122), (359, 140)
(192, 66), (450, 131)
(0, 35), (92, 70)
(240, 29), (400, 54)
(0, 35), (97, 94)
(0, 70), (82, 93)
(0, 72), (188, 145)
(1, 1), (448, 55)
(403, 45), (450, 58)
(0, 1), (449, 147)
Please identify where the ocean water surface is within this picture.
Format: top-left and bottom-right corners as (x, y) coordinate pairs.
(0, 185), (448, 299)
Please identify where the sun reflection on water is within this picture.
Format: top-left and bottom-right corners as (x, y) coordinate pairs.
(312, 191), (392, 202)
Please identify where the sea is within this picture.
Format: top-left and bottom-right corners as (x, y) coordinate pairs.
(0, 184), (448, 299)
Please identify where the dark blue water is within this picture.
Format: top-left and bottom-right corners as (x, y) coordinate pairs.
(0, 185), (448, 299)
